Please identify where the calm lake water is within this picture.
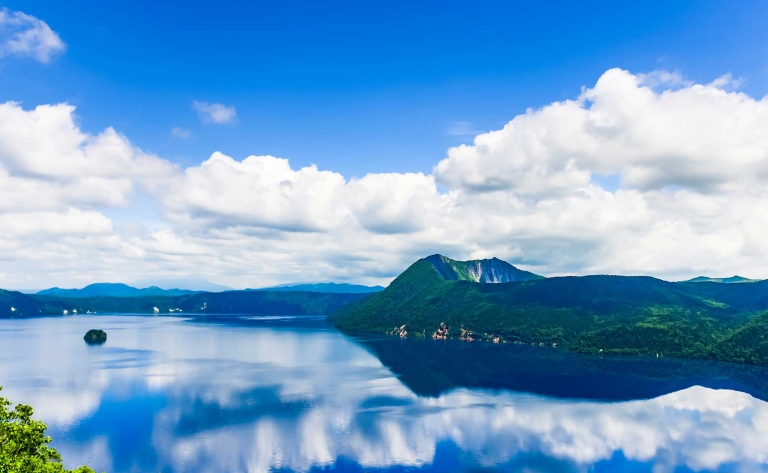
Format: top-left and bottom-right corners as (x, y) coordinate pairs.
(1, 314), (768, 473)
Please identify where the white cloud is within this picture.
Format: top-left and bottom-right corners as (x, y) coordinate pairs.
(192, 101), (236, 124)
(157, 152), (348, 232)
(0, 102), (175, 202)
(0, 8), (65, 63)
(636, 69), (691, 88)
(4, 69), (768, 288)
(0, 102), (176, 287)
(434, 68), (768, 196)
(171, 127), (191, 139)
(708, 72), (746, 90)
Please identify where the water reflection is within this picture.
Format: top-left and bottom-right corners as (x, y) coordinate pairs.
(357, 336), (768, 401)
(0, 315), (766, 473)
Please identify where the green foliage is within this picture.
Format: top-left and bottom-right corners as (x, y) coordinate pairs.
(710, 313), (768, 365)
(0, 387), (95, 473)
(329, 259), (768, 366)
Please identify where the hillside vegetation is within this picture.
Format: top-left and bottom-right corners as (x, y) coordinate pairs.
(329, 256), (768, 366)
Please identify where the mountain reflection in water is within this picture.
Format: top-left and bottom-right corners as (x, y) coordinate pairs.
(357, 335), (768, 401)
(0, 315), (766, 473)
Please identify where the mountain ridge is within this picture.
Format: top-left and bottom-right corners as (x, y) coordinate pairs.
(683, 276), (761, 284)
(425, 254), (543, 283)
(37, 283), (199, 298)
(251, 282), (384, 293)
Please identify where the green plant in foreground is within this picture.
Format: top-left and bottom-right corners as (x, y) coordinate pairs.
(0, 387), (95, 473)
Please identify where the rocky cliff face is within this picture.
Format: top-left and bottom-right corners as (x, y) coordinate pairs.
(423, 254), (543, 283)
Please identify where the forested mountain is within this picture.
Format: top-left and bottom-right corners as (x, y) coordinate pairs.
(329, 255), (768, 366)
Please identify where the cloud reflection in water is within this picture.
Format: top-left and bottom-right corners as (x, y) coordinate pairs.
(0, 315), (766, 473)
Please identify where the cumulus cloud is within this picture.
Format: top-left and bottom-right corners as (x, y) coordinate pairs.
(0, 102), (175, 204)
(0, 8), (65, 63)
(156, 153), (448, 236)
(152, 69), (768, 284)
(192, 101), (236, 124)
(4, 68), (768, 288)
(0, 101), (176, 287)
(434, 68), (768, 195)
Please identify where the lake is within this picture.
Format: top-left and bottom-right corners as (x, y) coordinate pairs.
(1, 314), (767, 473)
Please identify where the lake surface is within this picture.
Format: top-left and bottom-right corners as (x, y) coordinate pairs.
(1, 314), (768, 473)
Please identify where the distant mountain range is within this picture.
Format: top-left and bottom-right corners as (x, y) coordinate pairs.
(37, 283), (199, 298)
(35, 281), (383, 298)
(2, 288), (367, 318)
(329, 254), (768, 367)
(683, 276), (761, 283)
(252, 282), (384, 293)
(131, 278), (233, 292)
(0, 280), (380, 318)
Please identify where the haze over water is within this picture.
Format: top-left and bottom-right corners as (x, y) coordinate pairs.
(1, 315), (767, 473)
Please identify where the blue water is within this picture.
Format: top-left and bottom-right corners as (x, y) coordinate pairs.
(1, 314), (767, 473)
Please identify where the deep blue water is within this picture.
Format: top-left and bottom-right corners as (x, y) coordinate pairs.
(1, 314), (768, 473)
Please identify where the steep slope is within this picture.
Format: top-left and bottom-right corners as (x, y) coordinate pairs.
(329, 257), (768, 366)
(425, 254), (543, 282)
(37, 283), (198, 298)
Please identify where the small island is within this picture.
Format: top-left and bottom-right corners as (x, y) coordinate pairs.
(83, 329), (107, 345)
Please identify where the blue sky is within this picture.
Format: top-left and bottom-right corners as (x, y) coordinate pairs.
(2, 1), (768, 289)
(2, 0), (767, 176)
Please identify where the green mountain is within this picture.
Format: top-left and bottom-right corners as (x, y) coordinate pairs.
(252, 282), (385, 293)
(683, 275), (761, 283)
(2, 290), (367, 317)
(328, 255), (768, 366)
(37, 283), (198, 298)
